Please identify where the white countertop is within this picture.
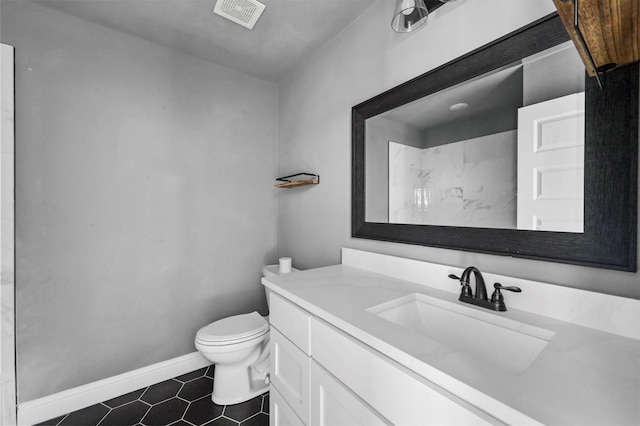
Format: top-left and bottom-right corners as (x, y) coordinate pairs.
(263, 264), (640, 426)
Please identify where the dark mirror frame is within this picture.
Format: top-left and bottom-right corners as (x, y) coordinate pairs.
(352, 13), (638, 271)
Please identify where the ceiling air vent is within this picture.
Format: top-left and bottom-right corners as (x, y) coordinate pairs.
(213, 0), (266, 30)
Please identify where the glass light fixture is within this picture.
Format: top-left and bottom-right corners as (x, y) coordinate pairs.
(391, 0), (429, 33)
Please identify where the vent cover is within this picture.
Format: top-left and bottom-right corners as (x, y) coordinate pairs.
(213, 0), (266, 30)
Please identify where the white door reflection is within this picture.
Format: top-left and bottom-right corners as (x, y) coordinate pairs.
(517, 92), (585, 232)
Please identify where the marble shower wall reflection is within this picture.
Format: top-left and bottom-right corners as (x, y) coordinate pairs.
(389, 130), (517, 228)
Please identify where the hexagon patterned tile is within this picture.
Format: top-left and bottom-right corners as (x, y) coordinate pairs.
(36, 366), (269, 426)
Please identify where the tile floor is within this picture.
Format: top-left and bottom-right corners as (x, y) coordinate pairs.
(36, 365), (269, 426)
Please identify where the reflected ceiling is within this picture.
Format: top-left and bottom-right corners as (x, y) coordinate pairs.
(381, 64), (524, 130)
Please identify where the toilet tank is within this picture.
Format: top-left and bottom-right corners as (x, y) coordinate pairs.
(262, 264), (300, 310)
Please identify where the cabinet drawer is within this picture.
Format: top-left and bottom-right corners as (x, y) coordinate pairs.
(270, 327), (310, 424)
(270, 386), (305, 426)
(270, 293), (312, 355)
(311, 360), (391, 426)
(311, 318), (500, 426)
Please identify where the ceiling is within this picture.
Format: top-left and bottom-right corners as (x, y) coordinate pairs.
(35, 0), (377, 82)
(381, 64), (524, 131)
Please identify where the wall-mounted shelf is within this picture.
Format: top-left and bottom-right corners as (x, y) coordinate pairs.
(553, 0), (639, 82)
(275, 172), (320, 188)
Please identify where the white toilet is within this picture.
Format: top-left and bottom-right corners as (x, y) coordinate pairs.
(195, 264), (297, 405)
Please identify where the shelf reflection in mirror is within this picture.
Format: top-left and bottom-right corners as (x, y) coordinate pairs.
(365, 42), (585, 232)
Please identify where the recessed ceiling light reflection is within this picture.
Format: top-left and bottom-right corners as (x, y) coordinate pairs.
(449, 102), (469, 111)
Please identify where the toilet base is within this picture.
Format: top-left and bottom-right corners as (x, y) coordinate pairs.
(211, 384), (269, 405)
(211, 363), (269, 405)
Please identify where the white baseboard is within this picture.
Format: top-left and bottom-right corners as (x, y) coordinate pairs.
(18, 352), (211, 426)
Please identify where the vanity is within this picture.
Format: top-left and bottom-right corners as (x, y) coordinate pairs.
(263, 249), (640, 426)
(261, 10), (639, 426)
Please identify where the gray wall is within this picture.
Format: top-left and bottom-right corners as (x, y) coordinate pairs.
(365, 117), (422, 222)
(278, 0), (640, 300)
(523, 43), (585, 106)
(2, 1), (278, 402)
(421, 105), (517, 147)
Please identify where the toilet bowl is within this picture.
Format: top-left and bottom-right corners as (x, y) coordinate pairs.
(195, 312), (270, 405)
(195, 264), (298, 405)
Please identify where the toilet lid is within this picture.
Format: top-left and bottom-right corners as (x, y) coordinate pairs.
(196, 312), (268, 343)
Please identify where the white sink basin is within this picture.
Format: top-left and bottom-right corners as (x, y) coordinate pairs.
(367, 293), (555, 373)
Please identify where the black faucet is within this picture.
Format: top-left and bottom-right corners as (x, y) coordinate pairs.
(448, 266), (521, 311)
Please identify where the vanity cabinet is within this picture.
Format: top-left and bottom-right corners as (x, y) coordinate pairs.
(269, 293), (312, 424)
(311, 318), (497, 426)
(310, 361), (389, 426)
(271, 382), (306, 425)
(269, 292), (500, 426)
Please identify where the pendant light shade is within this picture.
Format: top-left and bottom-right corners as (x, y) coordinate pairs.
(391, 0), (428, 33)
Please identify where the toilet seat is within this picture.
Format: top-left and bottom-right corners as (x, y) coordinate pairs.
(196, 312), (268, 346)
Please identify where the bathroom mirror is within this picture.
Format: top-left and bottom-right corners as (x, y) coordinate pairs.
(352, 13), (638, 271)
(367, 44), (585, 232)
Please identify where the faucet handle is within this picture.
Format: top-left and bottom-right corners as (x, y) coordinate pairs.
(448, 274), (472, 297)
(490, 283), (521, 311)
(493, 283), (521, 293)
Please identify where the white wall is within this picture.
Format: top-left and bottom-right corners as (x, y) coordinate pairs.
(2, 1), (279, 402)
(277, 0), (640, 300)
(1, 42), (17, 425)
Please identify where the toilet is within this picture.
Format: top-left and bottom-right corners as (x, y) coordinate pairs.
(195, 264), (297, 405)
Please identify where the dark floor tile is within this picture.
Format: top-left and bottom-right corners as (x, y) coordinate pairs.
(104, 388), (147, 408)
(98, 400), (150, 426)
(59, 403), (110, 426)
(35, 414), (67, 425)
(205, 417), (238, 426)
(178, 376), (213, 402)
(184, 395), (224, 425)
(140, 379), (183, 404)
(167, 421), (192, 426)
(223, 396), (263, 423)
(240, 413), (268, 426)
(39, 367), (267, 426)
(174, 367), (209, 383)
(205, 365), (215, 379)
(141, 398), (188, 425)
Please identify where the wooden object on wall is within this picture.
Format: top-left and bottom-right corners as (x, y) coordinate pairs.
(275, 173), (319, 188)
(275, 179), (319, 188)
(553, 0), (640, 76)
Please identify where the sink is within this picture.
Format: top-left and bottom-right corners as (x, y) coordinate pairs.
(367, 293), (555, 373)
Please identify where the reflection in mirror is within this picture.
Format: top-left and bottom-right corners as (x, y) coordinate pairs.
(365, 42), (585, 232)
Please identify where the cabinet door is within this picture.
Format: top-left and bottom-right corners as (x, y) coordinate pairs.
(270, 293), (312, 354)
(271, 386), (305, 426)
(310, 361), (391, 426)
(312, 318), (499, 425)
(270, 327), (310, 423)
